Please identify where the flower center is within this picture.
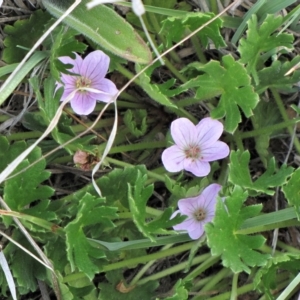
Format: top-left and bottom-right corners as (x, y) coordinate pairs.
(194, 208), (206, 221)
(184, 145), (200, 160)
(76, 76), (92, 92)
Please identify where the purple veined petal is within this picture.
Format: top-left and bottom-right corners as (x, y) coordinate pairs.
(173, 217), (195, 231)
(201, 141), (230, 161)
(80, 50), (110, 81)
(70, 92), (97, 115)
(183, 158), (211, 177)
(188, 222), (204, 240)
(60, 73), (77, 86)
(58, 53), (83, 75)
(170, 118), (197, 148)
(91, 78), (119, 102)
(60, 86), (77, 101)
(177, 197), (199, 217)
(161, 145), (185, 172)
(200, 184), (221, 210)
(195, 117), (224, 146)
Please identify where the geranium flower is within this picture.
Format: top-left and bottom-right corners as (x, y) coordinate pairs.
(171, 183), (221, 240)
(56, 50), (119, 115)
(161, 117), (229, 177)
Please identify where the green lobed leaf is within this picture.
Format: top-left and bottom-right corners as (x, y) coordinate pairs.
(135, 63), (177, 108)
(282, 168), (300, 220)
(229, 150), (294, 195)
(128, 170), (155, 241)
(206, 186), (269, 274)
(3, 140), (54, 227)
(256, 56), (300, 94)
(42, 0), (151, 64)
(65, 193), (117, 280)
(123, 109), (148, 138)
(160, 12), (226, 49)
(2, 10), (52, 63)
(171, 55), (259, 133)
(254, 253), (300, 299)
(238, 14), (294, 84)
(163, 279), (192, 300)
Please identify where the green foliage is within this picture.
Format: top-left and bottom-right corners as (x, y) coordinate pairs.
(254, 253), (300, 300)
(238, 14), (294, 84)
(123, 109), (148, 138)
(65, 193), (117, 280)
(229, 150), (293, 195)
(251, 100), (282, 166)
(98, 270), (158, 300)
(169, 55), (259, 132)
(2, 10), (52, 63)
(2, 140), (54, 222)
(49, 26), (87, 81)
(282, 168), (300, 219)
(163, 279), (191, 300)
(256, 56), (300, 94)
(135, 63), (177, 108)
(161, 12), (225, 49)
(42, 0), (152, 64)
(128, 170), (184, 241)
(206, 186), (269, 274)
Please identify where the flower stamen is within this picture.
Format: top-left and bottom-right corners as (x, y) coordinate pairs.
(76, 76), (92, 91)
(194, 208), (206, 221)
(184, 145), (200, 160)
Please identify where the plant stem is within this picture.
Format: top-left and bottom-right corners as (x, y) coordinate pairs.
(136, 252), (211, 286)
(103, 241), (195, 272)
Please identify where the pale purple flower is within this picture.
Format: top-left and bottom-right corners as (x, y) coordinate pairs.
(56, 50), (119, 115)
(161, 117), (229, 177)
(171, 184), (221, 240)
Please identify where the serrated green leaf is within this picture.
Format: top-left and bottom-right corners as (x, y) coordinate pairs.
(42, 0), (151, 64)
(229, 150), (294, 195)
(256, 56), (300, 94)
(123, 109), (148, 138)
(3, 140), (54, 215)
(254, 253), (300, 299)
(128, 171), (154, 241)
(163, 279), (191, 300)
(2, 10), (52, 63)
(160, 12), (225, 49)
(171, 55), (259, 132)
(282, 168), (300, 220)
(206, 186), (269, 274)
(238, 14), (294, 84)
(135, 64), (177, 108)
(65, 193), (117, 279)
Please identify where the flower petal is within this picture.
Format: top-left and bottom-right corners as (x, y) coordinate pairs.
(170, 118), (197, 148)
(92, 78), (119, 102)
(201, 141), (230, 161)
(59, 53), (82, 75)
(195, 117), (224, 146)
(201, 184), (221, 211)
(173, 217), (196, 232)
(177, 197), (199, 216)
(70, 93), (97, 115)
(183, 158), (210, 177)
(188, 223), (204, 239)
(161, 145), (185, 172)
(81, 50), (109, 81)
